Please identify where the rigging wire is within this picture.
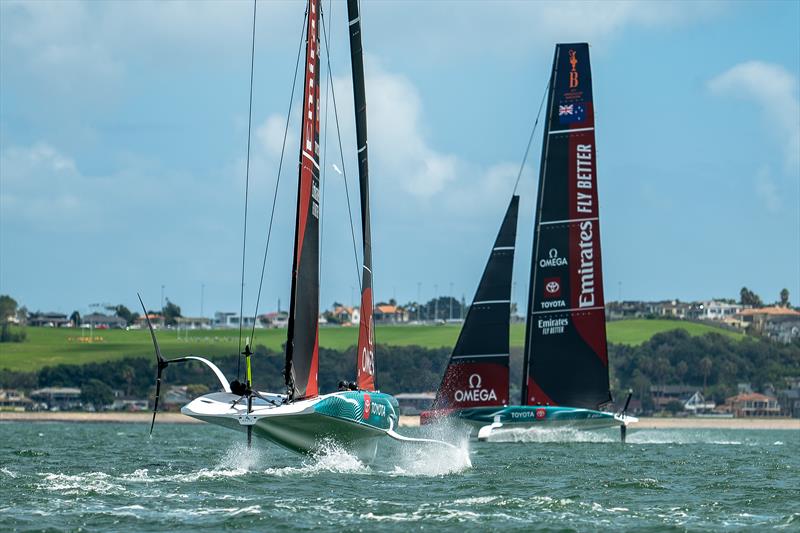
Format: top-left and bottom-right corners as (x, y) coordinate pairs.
(237, 0), (258, 379)
(247, 9), (309, 346)
(320, 12), (363, 293)
(512, 80), (550, 196)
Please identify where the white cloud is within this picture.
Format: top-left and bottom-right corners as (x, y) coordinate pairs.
(0, 142), (237, 233)
(708, 61), (800, 171)
(256, 114), (293, 159)
(0, 143), (85, 223)
(754, 165), (781, 213)
(359, 1), (723, 61)
(364, 63), (458, 198)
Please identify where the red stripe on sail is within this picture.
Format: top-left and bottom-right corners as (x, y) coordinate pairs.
(295, 163), (313, 266)
(356, 287), (375, 391)
(306, 324), (319, 398)
(526, 378), (556, 406)
(566, 105), (608, 367)
(295, 3), (319, 266)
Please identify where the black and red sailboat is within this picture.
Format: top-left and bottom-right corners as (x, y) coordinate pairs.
(422, 43), (636, 440)
(142, 0), (452, 460)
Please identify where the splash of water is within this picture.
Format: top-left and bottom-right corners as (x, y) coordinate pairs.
(259, 439), (370, 477)
(485, 426), (614, 443)
(216, 442), (266, 472)
(390, 423), (472, 476)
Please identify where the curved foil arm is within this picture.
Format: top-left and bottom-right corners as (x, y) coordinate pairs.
(169, 356), (232, 393)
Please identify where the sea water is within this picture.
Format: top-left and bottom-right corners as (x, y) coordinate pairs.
(1, 422), (797, 531)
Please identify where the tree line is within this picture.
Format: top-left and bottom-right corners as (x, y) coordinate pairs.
(2, 330), (798, 411)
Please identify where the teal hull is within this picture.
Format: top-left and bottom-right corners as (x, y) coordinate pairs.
(422, 405), (626, 433)
(183, 390), (399, 461)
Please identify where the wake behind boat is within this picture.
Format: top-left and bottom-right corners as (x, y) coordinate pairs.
(422, 43), (636, 441)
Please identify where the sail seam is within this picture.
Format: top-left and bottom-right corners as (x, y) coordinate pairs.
(493, 246), (514, 251)
(452, 353), (509, 359)
(530, 306), (604, 315)
(302, 150), (320, 169)
(540, 216), (598, 226)
(472, 300), (510, 305)
(549, 126), (594, 135)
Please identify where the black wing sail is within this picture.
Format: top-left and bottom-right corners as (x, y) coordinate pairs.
(285, 0), (322, 401)
(521, 43), (611, 410)
(433, 196), (519, 410)
(347, 0), (376, 391)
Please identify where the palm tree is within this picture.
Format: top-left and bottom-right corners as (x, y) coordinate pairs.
(780, 288), (790, 308)
(122, 365), (135, 397)
(700, 357), (712, 393)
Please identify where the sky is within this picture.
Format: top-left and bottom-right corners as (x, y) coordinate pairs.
(1, 0), (798, 318)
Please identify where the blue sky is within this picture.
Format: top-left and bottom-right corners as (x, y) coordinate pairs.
(1, 0), (798, 318)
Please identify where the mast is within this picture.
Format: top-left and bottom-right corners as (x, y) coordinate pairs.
(432, 196), (519, 410)
(285, 0), (322, 401)
(347, 0), (375, 391)
(521, 43), (612, 409)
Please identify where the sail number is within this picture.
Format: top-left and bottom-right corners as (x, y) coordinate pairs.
(361, 347), (374, 375)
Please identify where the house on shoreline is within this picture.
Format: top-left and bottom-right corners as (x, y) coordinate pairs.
(719, 392), (782, 417)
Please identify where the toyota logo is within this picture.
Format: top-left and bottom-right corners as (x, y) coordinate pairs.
(546, 280), (560, 294)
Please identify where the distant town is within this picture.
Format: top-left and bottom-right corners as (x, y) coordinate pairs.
(4, 287), (799, 344)
(1, 287), (799, 419)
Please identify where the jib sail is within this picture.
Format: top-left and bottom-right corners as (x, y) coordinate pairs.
(285, 0), (322, 401)
(521, 43), (612, 410)
(347, 0), (376, 391)
(433, 196), (519, 410)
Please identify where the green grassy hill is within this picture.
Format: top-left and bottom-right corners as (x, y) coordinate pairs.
(0, 319), (743, 372)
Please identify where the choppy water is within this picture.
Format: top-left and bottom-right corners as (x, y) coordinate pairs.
(1, 422), (798, 531)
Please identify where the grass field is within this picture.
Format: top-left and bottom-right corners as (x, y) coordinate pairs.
(0, 319), (743, 372)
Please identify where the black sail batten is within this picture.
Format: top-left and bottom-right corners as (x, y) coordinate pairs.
(347, 0), (376, 391)
(522, 43), (612, 410)
(433, 196), (519, 410)
(285, 0), (321, 401)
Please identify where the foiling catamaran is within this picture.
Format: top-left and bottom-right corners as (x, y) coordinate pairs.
(421, 43), (637, 442)
(140, 0), (449, 461)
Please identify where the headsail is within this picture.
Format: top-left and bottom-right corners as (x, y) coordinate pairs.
(432, 196), (519, 410)
(347, 0), (376, 391)
(521, 43), (611, 409)
(285, 0), (322, 401)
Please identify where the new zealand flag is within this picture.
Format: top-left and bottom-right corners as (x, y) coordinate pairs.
(558, 103), (586, 124)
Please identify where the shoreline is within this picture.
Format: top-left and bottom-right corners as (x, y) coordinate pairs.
(1, 412), (798, 430)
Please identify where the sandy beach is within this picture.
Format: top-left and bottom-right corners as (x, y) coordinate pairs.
(2, 412), (798, 430)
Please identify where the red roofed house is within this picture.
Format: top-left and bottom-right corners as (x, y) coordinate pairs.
(739, 306), (800, 343)
(373, 304), (409, 324)
(721, 392), (781, 417)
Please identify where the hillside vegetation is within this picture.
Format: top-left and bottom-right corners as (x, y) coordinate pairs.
(0, 319), (743, 372)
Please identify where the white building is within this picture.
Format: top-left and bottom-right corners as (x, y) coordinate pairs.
(697, 300), (744, 321)
(214, 312), (257, 329)
(683, 391), (716, 414)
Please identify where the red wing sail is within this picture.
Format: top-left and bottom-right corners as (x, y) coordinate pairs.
(521, 43), (611, 409)
(433, 196), (519, 410)
(347, 0), (376, 391)
(285, 0), (321, 401)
